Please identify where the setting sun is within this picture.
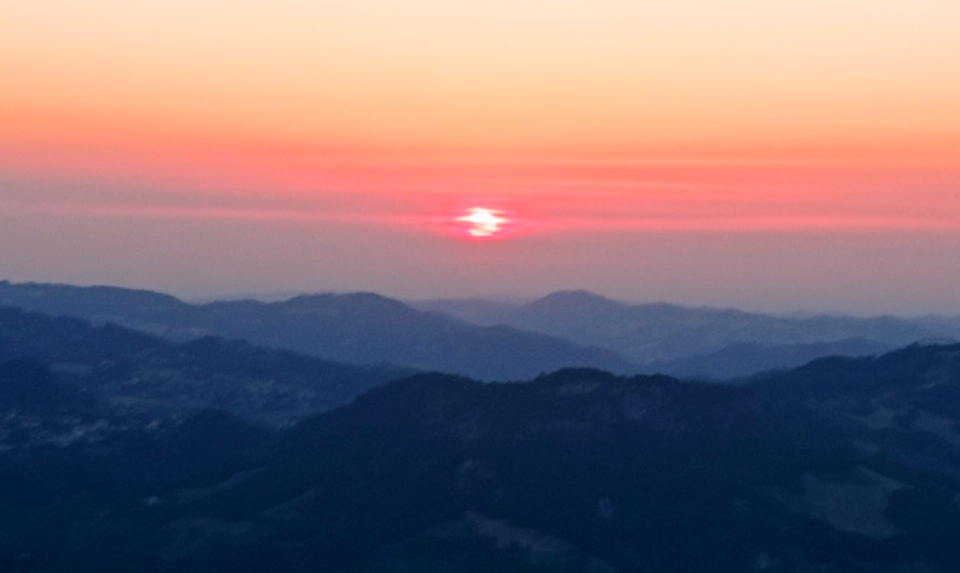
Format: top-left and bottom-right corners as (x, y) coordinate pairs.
(455, 207), (510, 239)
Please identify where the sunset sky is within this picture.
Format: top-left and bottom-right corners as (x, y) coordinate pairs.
(2, 1), (960, 313)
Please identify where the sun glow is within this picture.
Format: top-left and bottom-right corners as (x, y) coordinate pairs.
(455, 207), (510, 238)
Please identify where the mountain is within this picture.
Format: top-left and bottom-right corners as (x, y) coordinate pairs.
(5, 344), (960, 571)
(414, 290), (952, 365)
(638, 338), (895, 380)
(0, 281), (632, 380)
(0, 357), (98, 415)
(0, 306), (406, 426)
(0, 280), (190, 328)
(412, 296), (523, 324)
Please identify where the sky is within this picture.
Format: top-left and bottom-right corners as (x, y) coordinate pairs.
(2, 1), (960, 314)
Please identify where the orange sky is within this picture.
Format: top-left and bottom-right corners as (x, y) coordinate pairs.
(2, 1), (960, 311)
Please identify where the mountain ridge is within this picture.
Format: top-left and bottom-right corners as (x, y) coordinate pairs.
(414, 289), (954, 366)
(8, 341), (957, 571)
(0, 305), (407, 425)
(0, 281), (632, 380)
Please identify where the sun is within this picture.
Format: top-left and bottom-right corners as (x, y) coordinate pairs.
(455, 207), (510, 238)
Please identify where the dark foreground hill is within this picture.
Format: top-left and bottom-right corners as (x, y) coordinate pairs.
(2, 344), (960, 572)
(0, 281), (632, 380)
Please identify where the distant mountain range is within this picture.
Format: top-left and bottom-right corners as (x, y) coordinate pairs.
(3, 281), (957, 381)
(637, 338), (897, 380)
(0, 281), (630, 380)
(3, 342), (960, 571)
(414, 289), (960, 372)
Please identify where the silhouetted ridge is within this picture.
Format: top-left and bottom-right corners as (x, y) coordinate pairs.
(282, 291), (414, 312)
(0, 280), (187, 320)
(639, 338), (894, 380)
(0, 281), (632, 380)
(757, 341), (960, 399)
(0, 306), (406, 425)
(4, 343), (960, 571)
(421, 289), (953, 373)
(532, 367), (624, 384)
